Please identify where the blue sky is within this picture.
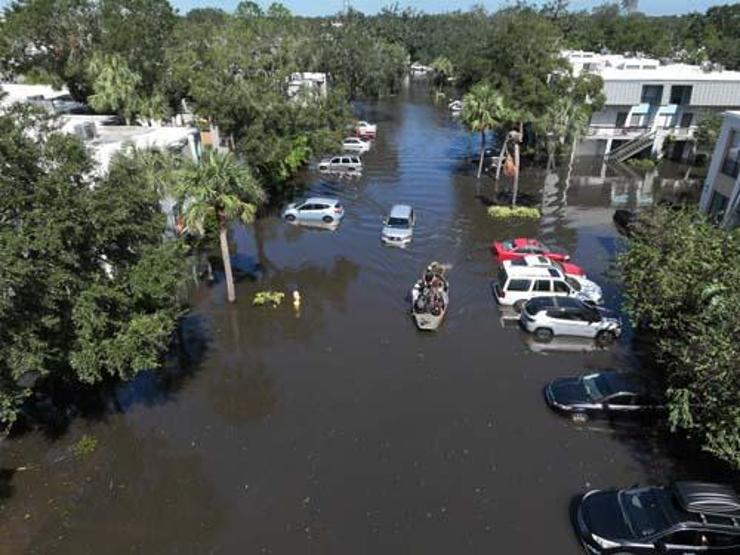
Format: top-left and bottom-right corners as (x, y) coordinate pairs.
(170, 0), (736, 17)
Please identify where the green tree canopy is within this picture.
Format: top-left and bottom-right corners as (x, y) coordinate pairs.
(619, 208), (740, 468)
(0, 110), (186, 428)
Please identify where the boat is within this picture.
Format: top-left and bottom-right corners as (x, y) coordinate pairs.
(411, 262), (450, 331)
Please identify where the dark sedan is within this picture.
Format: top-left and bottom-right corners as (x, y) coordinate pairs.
(574, 481), (740, 553)
(544, 371), (664, 423)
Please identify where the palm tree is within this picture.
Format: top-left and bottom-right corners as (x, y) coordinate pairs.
(461, 83), (506, 179)
(175, 150), (266, 303)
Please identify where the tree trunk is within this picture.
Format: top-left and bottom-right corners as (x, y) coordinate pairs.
(511, 140), (520, 207)
(477, 129), (486, 179)
(218, 216), (236, 303)
(495, 140), (507, 181)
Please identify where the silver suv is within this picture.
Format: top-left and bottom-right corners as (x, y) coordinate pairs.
(318, 155), (362, 173)
(520, 296), (621, 344)
(381, 204), (415, 246)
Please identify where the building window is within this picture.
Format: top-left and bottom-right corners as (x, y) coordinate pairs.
(641, 85), (664, 105)
(708, 191), (729, 223)
(720, 130), (740, 179)
(670, 85), (693, 105)
(680, 113), (693, 128)
(630, 114), (642, 127)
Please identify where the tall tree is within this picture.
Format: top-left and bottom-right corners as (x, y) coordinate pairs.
(174, 150), (266, 303)
(0, 110), (185, 428)
(461, 82), (507, 179)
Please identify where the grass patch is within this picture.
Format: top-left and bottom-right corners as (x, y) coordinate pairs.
(253, 291), (285, 307)
(71, 434), (98, 458)
(487, 205), (541, 219)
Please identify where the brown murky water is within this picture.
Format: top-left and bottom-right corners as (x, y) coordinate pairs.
(0, 84), (728, 554)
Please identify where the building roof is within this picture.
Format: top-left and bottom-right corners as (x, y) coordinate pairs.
(599, 63), (740, 83)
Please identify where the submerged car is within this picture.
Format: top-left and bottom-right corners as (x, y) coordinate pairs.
(317, 155), (362, 173)
(282, 197), (345, 226)
(493, 263), (595, 310)
(575, 481), (740, 553)
(342, 137), (371, 153)
(355, 120), (377, 138)
(381, 204), (415, 246)
(520, 296), (621, 344)
(491, 238), (571, 262)
(544, 371), (664, 423)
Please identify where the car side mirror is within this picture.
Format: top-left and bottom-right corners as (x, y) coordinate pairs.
(382, 218), (388, 225)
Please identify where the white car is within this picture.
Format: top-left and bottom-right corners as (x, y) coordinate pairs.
(511, 255), (603, 303)
(317, 155), (362, 173)
(342, 137), (371, 153)
(381, 204), (415, 247)
(355, 120), (377, 138)
(520, 296), (622, 344)
(493, 263), (592, 311)
(282, 197), (345, 227)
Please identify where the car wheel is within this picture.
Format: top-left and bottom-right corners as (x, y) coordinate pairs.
(322, 216), (334, 224)
(571, 412), (588, 424)
(513, 300), (526, 313)
(596, 330), (617, 346)
(534, 328), (553, 343)
(285, 214), (296, 222)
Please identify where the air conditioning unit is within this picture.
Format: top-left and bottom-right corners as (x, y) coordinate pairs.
(700, 61), (713, 73)
(73, 121), (96, 141)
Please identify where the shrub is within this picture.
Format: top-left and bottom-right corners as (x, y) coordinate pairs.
(72, 434), (98, 458)
(253, 291), (285, 307)
(487, 205), (541, 219)
(626, 158), (657, 170)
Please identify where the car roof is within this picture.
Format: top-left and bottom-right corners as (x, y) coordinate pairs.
(389, 204), (412, 218)
(594, 372), (657, 397)
(502, 262), (562, 279)
(512, 237), (540, 248)
(526, 296), (583, 311)
(343, 137), (360, 141)
(521, 255), (554, 266)
(302, 197), (339, 205)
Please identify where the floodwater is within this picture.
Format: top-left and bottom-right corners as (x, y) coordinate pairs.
(0, 84), (731, 554)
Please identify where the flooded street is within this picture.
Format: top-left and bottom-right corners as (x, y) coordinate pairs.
(0, 84), (725, 554)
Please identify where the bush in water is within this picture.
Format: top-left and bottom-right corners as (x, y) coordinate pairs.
(487, 206), (541, 219)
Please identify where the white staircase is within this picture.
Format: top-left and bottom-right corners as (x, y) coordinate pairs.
(605, 131), (656, 163)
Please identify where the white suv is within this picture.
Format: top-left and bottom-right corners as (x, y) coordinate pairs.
(493, 262), (589, 312)
(520, 296), (622, 344)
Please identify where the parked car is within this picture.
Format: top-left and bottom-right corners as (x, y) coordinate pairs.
(574, 481), (740, 554)
(493, 263), (592, 311)
(355, 120), (377, 138)
(507, 255), (604, 304)
(520, 296), (622, 344)
(381, 204), (415, 246)
(342, 137), (371, 153)
(282, 197), (345, 226)
(613, 209), (642, 236)
(491, 237), (571, 262)
(544, 371), (664, 423)
(318, 155), (362, 173)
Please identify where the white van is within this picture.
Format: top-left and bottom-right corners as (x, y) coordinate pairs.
(493, 262), (587, 312)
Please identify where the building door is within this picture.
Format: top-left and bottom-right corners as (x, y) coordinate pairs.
(680, 113), (693, 128)
(615, 112), (628, 128)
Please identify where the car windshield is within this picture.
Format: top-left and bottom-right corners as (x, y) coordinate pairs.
(582, 374), (614, 401)
(620, 490), (671, 539)
(386, 217), (409, 228)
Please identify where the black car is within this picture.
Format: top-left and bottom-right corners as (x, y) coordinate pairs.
(613, 209), (642, 236)
(544, 371), (664, 423)
(575, 481), (740, 553)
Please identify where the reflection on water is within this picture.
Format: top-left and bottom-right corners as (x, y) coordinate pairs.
(0, 83), (726, 554)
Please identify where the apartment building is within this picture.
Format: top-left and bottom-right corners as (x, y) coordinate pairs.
(699, 111), (740, 228)
(563, 51), (740, 163)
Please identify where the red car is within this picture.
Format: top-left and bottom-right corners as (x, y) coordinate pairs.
(491, 237), (571, 263)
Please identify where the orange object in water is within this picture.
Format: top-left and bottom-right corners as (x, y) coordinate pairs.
(503, 155), (517, 177)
